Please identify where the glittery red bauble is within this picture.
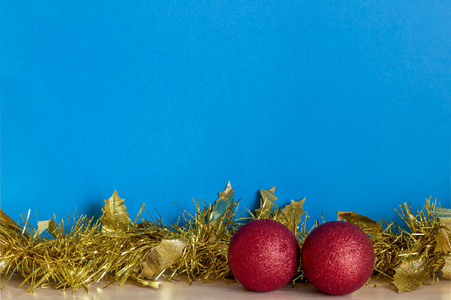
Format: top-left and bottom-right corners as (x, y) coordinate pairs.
(301, 221), (375, 295)
(228, 219), (299, 292)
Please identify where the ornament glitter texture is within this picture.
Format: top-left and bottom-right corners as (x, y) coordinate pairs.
(301, 221), (375, 295)
(228, 219), (299, 292)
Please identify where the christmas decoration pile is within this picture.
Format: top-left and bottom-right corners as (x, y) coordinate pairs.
(0, 182), (450, 295)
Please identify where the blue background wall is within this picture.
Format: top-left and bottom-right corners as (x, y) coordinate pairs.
(1, 1), (450, 226)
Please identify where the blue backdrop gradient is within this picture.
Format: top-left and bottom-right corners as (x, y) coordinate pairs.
(1, 1), (450, 225)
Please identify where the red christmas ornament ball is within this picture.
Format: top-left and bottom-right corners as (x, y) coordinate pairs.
(228, 219), (299, 292)
(301, 221), (375, 295)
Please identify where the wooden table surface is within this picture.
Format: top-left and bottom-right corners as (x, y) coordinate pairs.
(1, 276), (450, 299)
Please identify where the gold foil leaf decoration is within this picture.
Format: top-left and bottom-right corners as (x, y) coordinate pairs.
(337, 211), (382, 234)
(36, 219), (60, 237)
(279, 198), (305, 233)
(434, 227), (451, 253)
(435, 207), (451, 237)
(209, 181), (235, 223)
(435, 206), (451, 279)
(0, 208), (20, 232)
(260, 186), (278, 206)
(139, 239), (186, 281)
(255, 186), (278, 218)
(435, 206), (451, 219)
(100, 190), (130, 233)
(441, 259), (451, 280)
(392, 257), (427, 293)
(135, 278), (162, 288)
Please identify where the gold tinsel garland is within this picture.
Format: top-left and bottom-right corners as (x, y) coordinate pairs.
(0, 183), (450, 294)
(338, 198), (451, 293)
